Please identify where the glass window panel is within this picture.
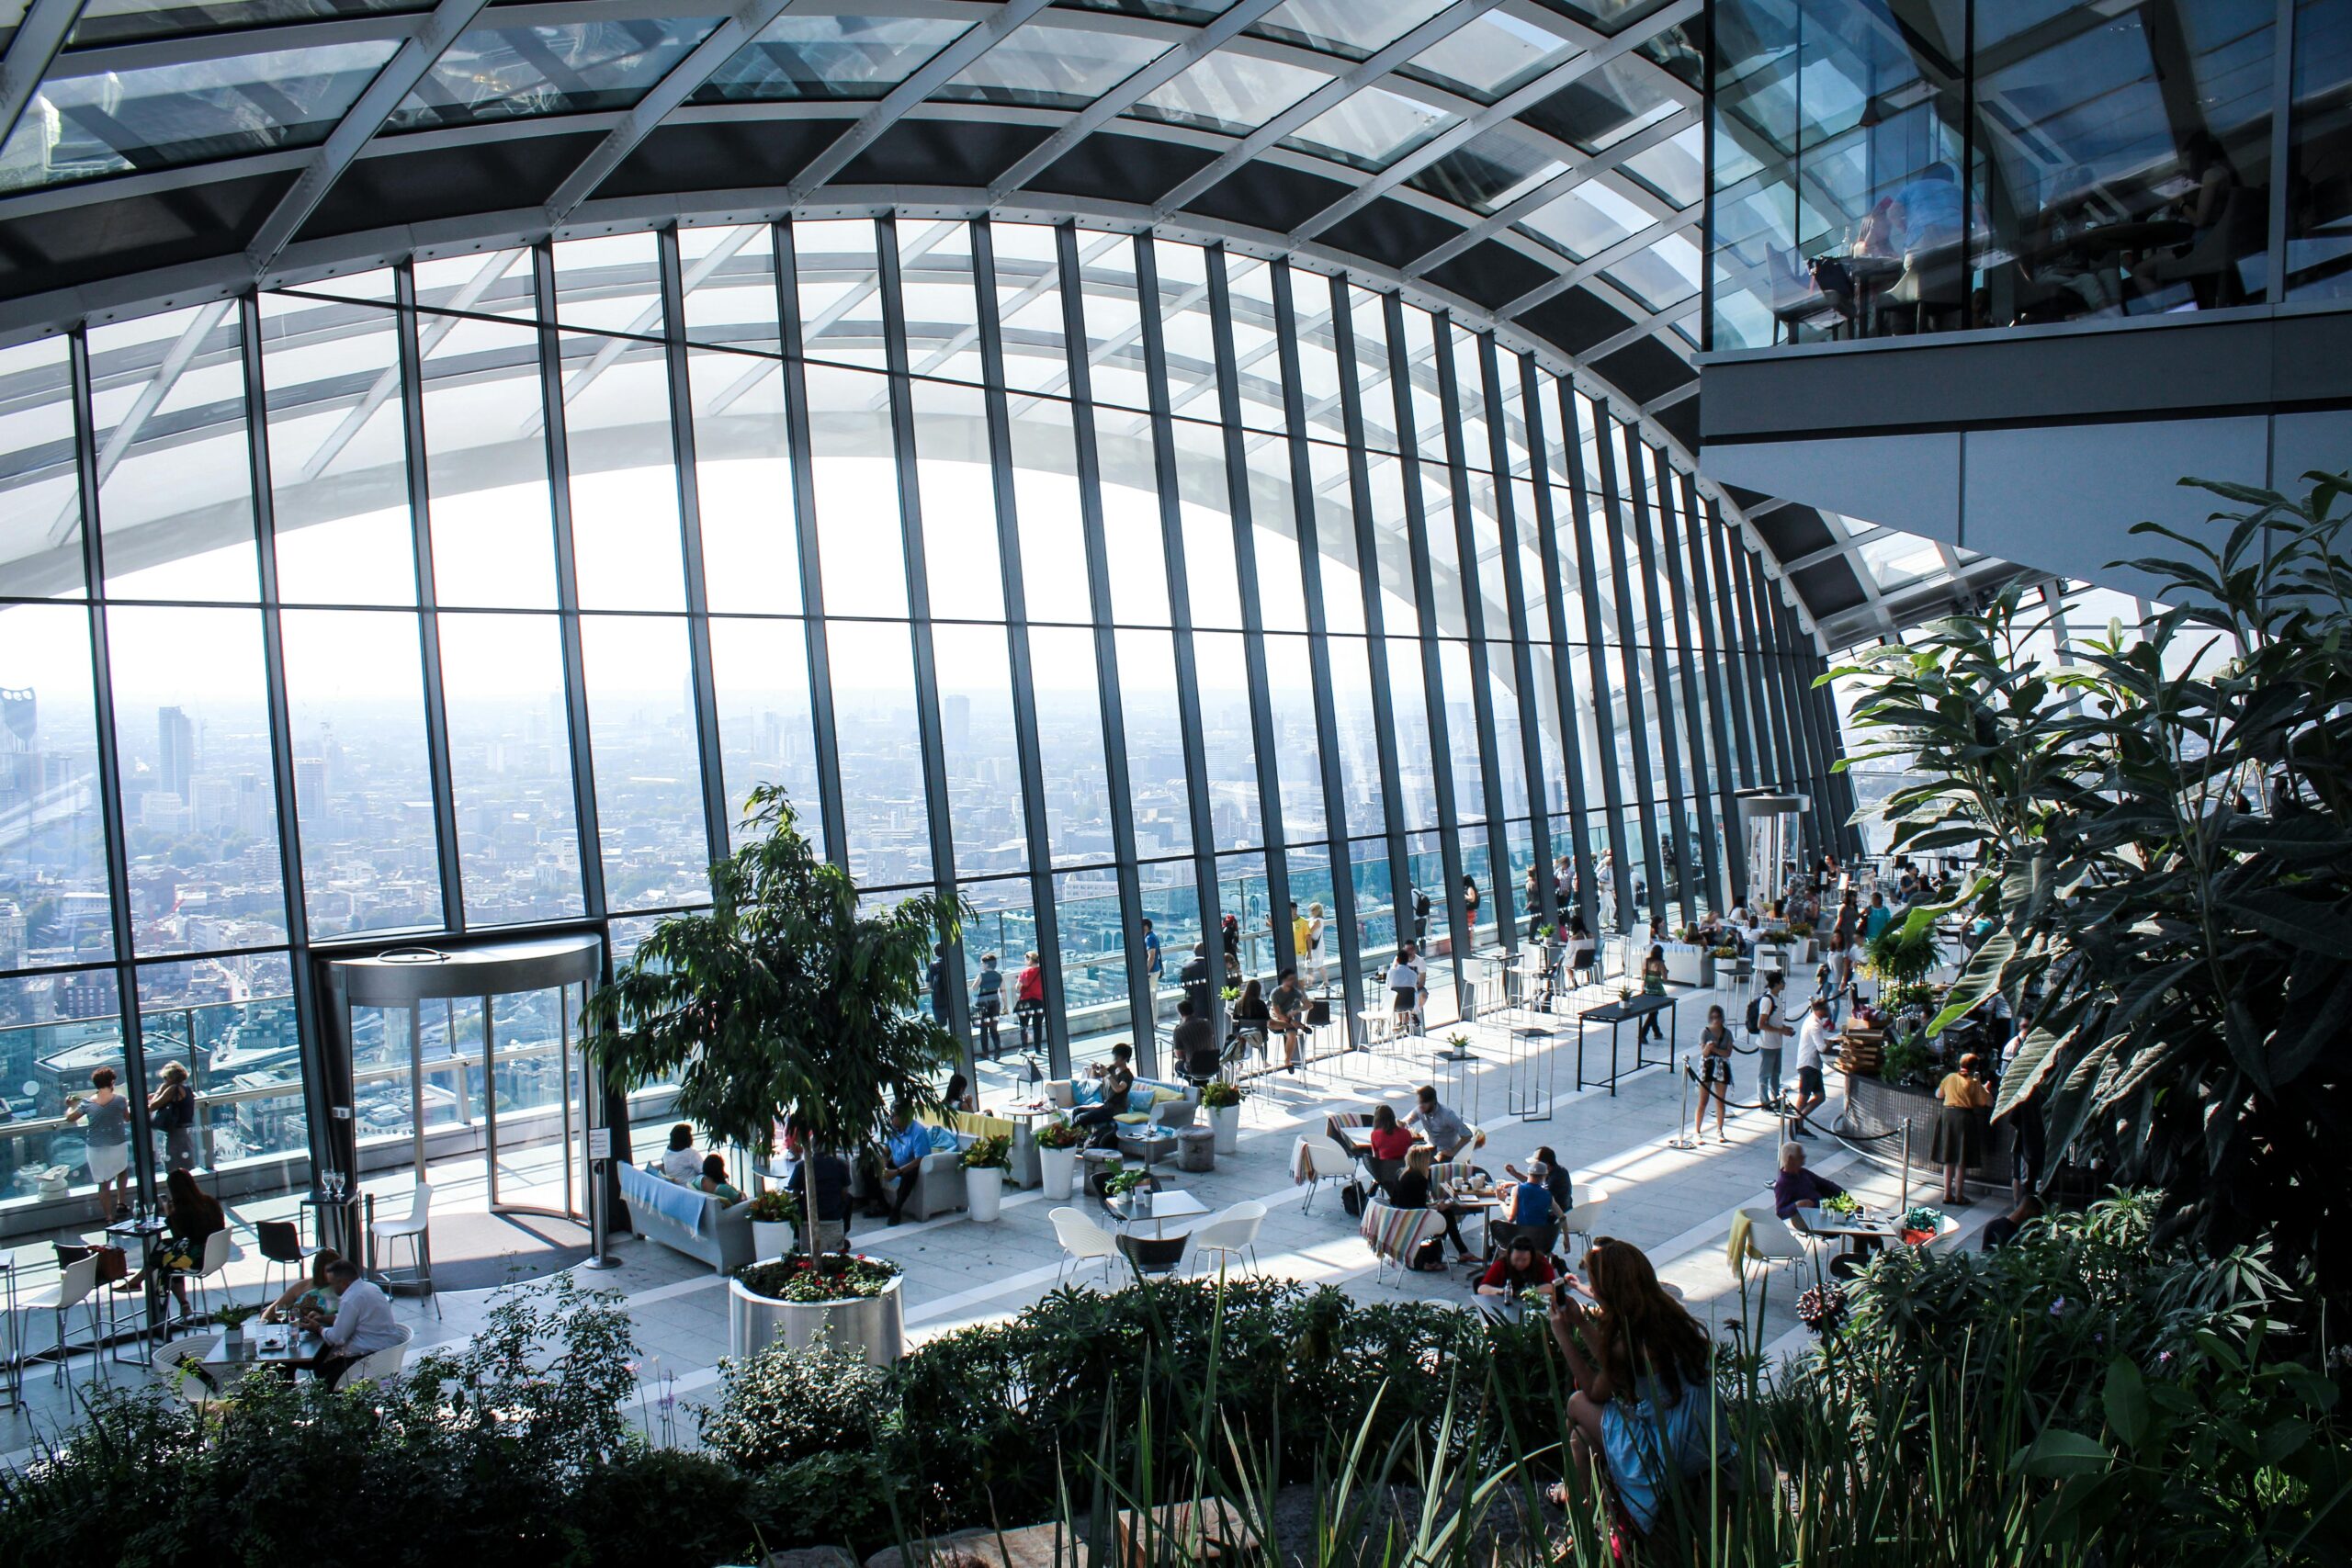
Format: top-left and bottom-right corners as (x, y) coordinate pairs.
(686, 345), (801, 615)
(1217, 849), (1274, 978)
(1262, 632), (1325, 840)
(87, 305), (258, 602)
(1193, 630), (1261, 849)
(436, 612), (585, 926)
(679, 223), (779, 351)
(1173, 420), (1241, 628)
(930, 623), (1027, 877)
(1406, 12), (1577, 103)
(1528, 642), (1568, 816)
(1385, 634), (1438, 828)
(990, 221), (1070, 399)
(1256, 0), (1448, 58)
(1027, 626), (1114, 868)
(106, 605), (289, 953)
(1349, 836), (1398, 964)
(419, 310), (559, 609)
(137, 953), (303, 1190)
(1130, 50), (1328, 135)
(1438, 638), (1487, 823)
(1310, 445), (1363, 636)
(908, 378), (1001, 620)
(1410, 121), (1567, 213)
(1326, 633), (1384, 831)
(899, 219), (984, 385)
(1246, 442), (1307, 634)
(0, 604), (112, 964)
(805, 364), (906, 618)
(0, 40), (397, 192)
(69, 0), (424, 46)
(413, 247), (537, 322)
(1623, 123), (1703, 207)
(826, 619), (928, 887)
(1100, 436), (1171, 626)
(1284, 85), (1459, 171)
(1523, 51), (1678, 152)
(1519, 180), (1653, 260)
(552, 232), (665, 337)
(1604, 231), (1703, 310)
(940, 19), (1167, 108)
(795, 217), (885, 368)
(1009, 400), (1090, 622)
(389, 19), (719, 130)
(1073, 231), (1151, 412)
(582, 615), (707, 910)
(1152, 239), (1218, 414)
(261, 293), (415, 607)
(1055, 867), (1126, 1058)
(1114, 628), (1193, 860)
(710, 617), (821, 852)
(554, 333), (687, 612)
(1363, 451), (1417, 627)
(0, 337), (87, 598)
(2288, 0), (2352, 299)
(692, 15), (972, 102)
(1485, 640), (1532, 820)
(279, 609), (442, 938)
(0, 968), (123, 1224)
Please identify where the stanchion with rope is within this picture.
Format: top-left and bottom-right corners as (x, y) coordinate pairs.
(1900, 1117), (1913, 1211)
(1667, 1052), (1699, 1150)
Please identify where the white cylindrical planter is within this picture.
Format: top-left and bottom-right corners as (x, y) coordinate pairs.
(1039, 1145), (1076, 1201)
(750, 1220), (795, 1260)
(728, 1270), (905, 1366)
(965, 1166), (1004, 1222)
(1208, 1103), (1240, 1156)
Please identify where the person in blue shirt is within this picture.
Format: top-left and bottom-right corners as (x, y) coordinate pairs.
(879, 1101), (932, 1224)
(1862, 892), (1893, 942)
(1140, 918), (1163, 1032)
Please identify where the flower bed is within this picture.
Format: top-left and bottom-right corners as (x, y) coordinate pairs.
(736, 1254), (900, 1303)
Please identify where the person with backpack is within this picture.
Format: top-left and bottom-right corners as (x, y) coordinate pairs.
(1750, 973), (1792, 1111)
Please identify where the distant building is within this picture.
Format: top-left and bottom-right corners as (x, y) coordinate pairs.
(157, 705), (196, 799)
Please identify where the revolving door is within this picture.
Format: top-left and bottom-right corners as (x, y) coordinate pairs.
(321, 935), (605, 1224)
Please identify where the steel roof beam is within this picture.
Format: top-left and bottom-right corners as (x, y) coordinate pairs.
(544, 0), (800, 226)
(1498, 205), (1698, 317)
(1577, 294), (1695, 363)
(780, 0), (1056, 203)
(1285, 0), (1698, 244)
(1148, 0), (1503, 220)
(0, 0), (88, 156)
(985, 0), (1286, 201)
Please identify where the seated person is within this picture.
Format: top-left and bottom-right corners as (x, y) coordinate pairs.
(1365, 1102), (1413, 1162)
(790, 1146), (855, 1247)
(1229, 978), (1271, 1057)
(1071, 1043), (1137, 1132)
(1502, 1160), (1556, 1228)
(120, 1169), (224, 1317)
(1405, 1085), (1474, 1159)
(697, 1154), (744, 1205)
(1476, 1235), (1558, 1304)
(1504, 1145), (1572, 1213)
(943, 1072), (978, 1114)
(1982, 1194), (2042, 1251)
(660, 1122), (703, 1184)
(1772, 1141), (1847, 1221)
(264, 1247), (342, 1325)
(1170, 999), (1218, 1080)
(1268, 967), (1307, 1072)
(1385, 1145), (1477, 1264)
(309, 1259), (404, 1389)
(877, 1101), (932, 1224)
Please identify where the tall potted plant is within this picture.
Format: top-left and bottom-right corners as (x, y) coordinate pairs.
(1201, 1079), (1244, 1155)
(583, 785), (962, 1362)
(1035, 1118), (1082, 1200)
(960, 1134), (1011, 1222)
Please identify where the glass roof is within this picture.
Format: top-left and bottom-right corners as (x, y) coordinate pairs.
(0, 0), (1752, 543)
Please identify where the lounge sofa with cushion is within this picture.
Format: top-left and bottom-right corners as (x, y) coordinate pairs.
(618, 1161), (755, 1274)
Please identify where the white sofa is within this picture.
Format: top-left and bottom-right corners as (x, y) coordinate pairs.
(618, 1161), (756, 1274)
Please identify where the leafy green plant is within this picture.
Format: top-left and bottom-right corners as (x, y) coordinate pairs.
(743, 1190), (797, 1224)
(1200, 1080), (1244, 1110)
(958, 1133), (1012, 1171)
(212, 1302), (260, 1329)
(1034, 1118), (1084, 1149)
(1878, 1032), (1933, 1088)
(1102, 1168), (1150, 1199)
(583, 784), (963, 1262)
(700, 1335), (889, 1474)
(1864, 911), (1943, 1010)
(1831, 472), (2352, 1310)
(734, 1254), (899, 1303)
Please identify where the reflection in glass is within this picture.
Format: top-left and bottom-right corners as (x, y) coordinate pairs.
(390, 19), (719, 130)
(0, 969), (123, 1220)
(261, 293), (416, 607)
(695, 15), (971, 103)
(89, 306), (259, 602)
(941, 19), (1166, 107)
(1131, 51), (1328, 136)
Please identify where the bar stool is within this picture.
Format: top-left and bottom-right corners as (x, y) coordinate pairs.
(21, 1253), (104, 1387)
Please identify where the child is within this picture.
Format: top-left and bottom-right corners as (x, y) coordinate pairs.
(973, 953), (1003, 1059)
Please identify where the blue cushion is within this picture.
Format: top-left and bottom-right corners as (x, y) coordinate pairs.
(927, 1124), (962, 1154)
(1072, 1080), (1104, 1105)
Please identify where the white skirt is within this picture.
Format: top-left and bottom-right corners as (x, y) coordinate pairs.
(85, 1141), (130, 1183)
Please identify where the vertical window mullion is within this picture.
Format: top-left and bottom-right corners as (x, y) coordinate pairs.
(1558, 381), (1634, 928)
(391, 265), (467, 931)
(531, 241), (605, 921)
(1648, 443), (1720, 913)
(1477, 334), (1557, 943)
(1521, 358), (1599, 937)
(774, 220), (850, 867)
(1594, 412), (1665, 926)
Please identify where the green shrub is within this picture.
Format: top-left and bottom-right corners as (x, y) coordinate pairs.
(700, 1336), (889, 1473)
(563, 1448), (758, 1568)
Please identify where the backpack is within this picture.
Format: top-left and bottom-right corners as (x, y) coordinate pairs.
(1744, 995), (1762, 1033)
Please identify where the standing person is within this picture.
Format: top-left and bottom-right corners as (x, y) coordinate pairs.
(1269, 967), (1306, 1073)
(1862, 891), (1893, 942)
(1751, 972), (1792, 1111)
(1406, 1084), (1475, 1159)
(926, 943), (948, 1025)
(1693, 1004), (1734, 1145)
(1305, 902), (1328, 988)
(1288, 901), (1311, 980)
(1412, 887), (1432, 942)
(1932, 1054), (1990, 1205)
(1540, 1239), (1728, 1542)
(307, 1259), (403, 1389)
(1789, 997), (1832, 1138)
(1386, 943), (1425, 1034)
(1636, 945), (1669, 1045)
(149, 1062), (198, 1174)
(972, 953), (1004, 1060)
(63, 1066), (130, 1220)
(1013, 951), (1046, 1055)
(1462, 875), (1482, 936)
(1139, 918), (1163, 1026)
(1180, 942), (1214, 1023)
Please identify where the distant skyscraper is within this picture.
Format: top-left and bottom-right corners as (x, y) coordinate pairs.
(294, 756), (328, 803)
(158, 705), (196, 799)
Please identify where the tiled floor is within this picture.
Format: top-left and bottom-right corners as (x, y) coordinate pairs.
(0, 974), (1990, 1460)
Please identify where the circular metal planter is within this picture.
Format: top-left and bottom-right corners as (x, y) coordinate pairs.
(727, 1267), (906, 1366)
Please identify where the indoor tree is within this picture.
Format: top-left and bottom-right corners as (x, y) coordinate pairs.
(1830, 472), (2352, 1320)
(583, 784), (965, 1256)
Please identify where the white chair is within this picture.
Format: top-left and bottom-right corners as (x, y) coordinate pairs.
(370, 1182), (437, 1318)
(21, 1254), (103, 1387)
(339, 1323), (415, 1388)
(1048, 1207), (1120, 1287)
(1736, 1205), (1811, 1313)
(181, 1229), (236, 1321)
(1560, 1193), (1611, 1259)
(1190, 1201), (1265, 1276)
(150, 1332), (221, 1404)
(1294, 1138), (1357, 1213)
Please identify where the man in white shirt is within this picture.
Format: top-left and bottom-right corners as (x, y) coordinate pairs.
(311, 1259), (403, 1387)
(1752, 972), (1791, 1110)
(1791, 997), (1833, 1138)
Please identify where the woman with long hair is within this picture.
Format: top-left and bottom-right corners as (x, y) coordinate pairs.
(1544, 1236), (1730, 1540)
(121, 1168), (227, 1317)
